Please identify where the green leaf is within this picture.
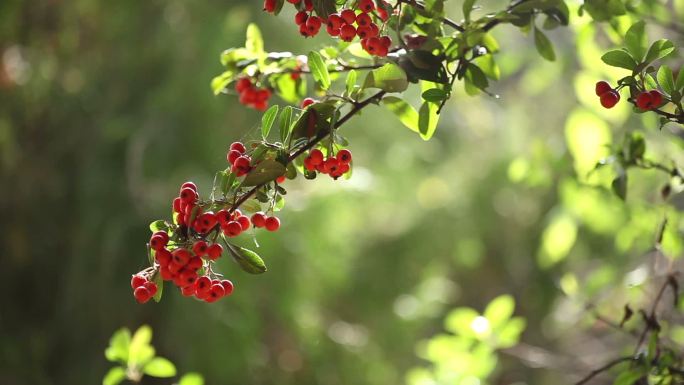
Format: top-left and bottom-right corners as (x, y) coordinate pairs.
(102, 367), (126, 385)
(676, 68), (684, 90)
(657, 65), (675, 95)
(104, 328), (131, 363)
(307, 51), (331, 90)
(128, 325), (154, 365)
(149, 220), (168, 233)
(152, 272), (163, 303)
(242, 159), (287, 186)
(245, 24), (264, 55)
(226, 243), (268, 274)
(364, 63), (409, 92)
(601, 49), (637, 70)
(418, 102), (438, 140)
(179, 373), (205, 385)
(624, 21), (647, 61)
(483, 295), (515, 330)
(210, 71), (233, 95)
(613, 367), (645, 385)
(143, 357), (177, 378)
(534, 27), (555, 61)
(279, 106), (293, 143)
(261, 105), (279, 139)
(611, 173), (627, 200)
(311, 0), (337, 18)
(345, 69), (357, 96)
(422, 88), (448, 103)
(644, 39), (675, 65)
(465, 63), (488, 90)
(463, 0), (477, 21)
(382, 96), (419, 133)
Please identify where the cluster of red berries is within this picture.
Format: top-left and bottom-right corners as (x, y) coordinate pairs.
(596, 81), (665, 111)
(264, 0), (392, 56)
(635, 90), (663, 111)
(595, 81), (621, 109)
(304, 148), (352, 180)
(227, 141), (253, 177)
(235, 77), (271, 111)
(131, 274), (159, 304)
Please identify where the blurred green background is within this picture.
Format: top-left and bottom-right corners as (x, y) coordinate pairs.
(2, 1), (683, 385)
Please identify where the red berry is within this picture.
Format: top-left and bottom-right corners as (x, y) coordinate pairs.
(359, 0), (375, 12)
(192, 240), (208, 256)
(356, 26), (373, 39)
(180, 181), (197, 192)
(207, 243), (223, 260)
(600, 90), (620, 109)
(380, 35), (392, 48)
(172, 197), (182, 213)
(341, 9), (356, 24)
(235, 78), (252, 93)
(340, 24), (356, 41)
(216, 209), (231, 225)
(144, 281), (158, 296)
(195, 276), (212, 295)
(211, 284), (226, 298)
(227, 149), (242, 164)
(251, 212), (267, 228)
(276, 175), (286, 184)
(286, 0), (301, 3)
(168, 261), (183, 274)
(323, 157), (339, 174)
(187, 256), (203, 270)
(635, 91), (653, 111)
(134, 286), (151, 304)
(173, 248), (191, 266)
(237, 215), (251, 231)
(328, 13), (343, 29)
(295, 11), (308, 25)
(263, 0), (277, 13)
(304, 0), (313, 11)
(230, 141), (246, 153)
(265, 216), (281, 232)
(377, 7), (388, 21)
(181, 285), (196, 297)
(356, 13), (371, 27)
(179, 270), (198, 288)
(310, 149), (324, 165)
(223, 221), (242, 237)
(301, 97), (316, 108)
(326, 25), (341, 36)
(160, 266), (174, 281)
(155, 249), (172, 266)
(220, 279), (234, 296)
(131, 275), (147, 289)
(595, 81), (611, 96)
(649, 90), (663, 107)
(304, 157), (316, 171)
(197, 212), (218, 231)
(149, 234), (166, 251)
(337, 149), (352, 164)
(179, 187), (198, 204)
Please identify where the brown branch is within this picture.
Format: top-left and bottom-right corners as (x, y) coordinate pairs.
(633, 273), (677, 355)
(574, 356), (634, 385)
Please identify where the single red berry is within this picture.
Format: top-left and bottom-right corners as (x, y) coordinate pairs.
(265, 216), (281, 232)
(179, 270), (198, 288)
(153, 231), (169, 244)
(323, 157), (339, 174)
(179, 187), (198, 204)
(337, 149), (352, 164)
(600, 90), (620, 109)
(341, 9), (356, 24)
(211, 284), (226, 298)
(227, 149), (242, 164)
(304, 157), (316, 171)
(197, 212), (218, 231)
(380, 35), (392, 48)
(180, 181), (197, 193)
(340, 24), (356, 41)
(356, 26), (373, 39)
(235, 78), (252, 93)
(237, 215), (251, 231)
(328, 13), (343, 29)
(230, 141), (247, 153)
(359, 0), (375, 12)
(172, 197), (182, 213)
(216, 209), (231, 225)
(310, 149), (324, 165)
(295, 11), (308, 25)
(187, 256), (203, 270)
(149, 234), (166, 251)
(131, 275), (147, 289)
(144, 281), (158, 296)
(595, 81), (611, 96)
(356, 12), (372, 27)
(221, 279), (234, 296)
(168, 261), (183, 274)
(155, 249), (172, 266)
(276, 175), (286, 184)
(195, 276), (212, 295)
(173, 248), (192, 266)
(377, 7), (388, 21)
(304, 0), (313, 11)
(223, 221), (242, 237)
(207, 243), (223, 260)
(649, 90), (663, 107)
(192, 241), (209, 256)
(263, 0), (277, 13)
(635, 91), (653, 111)
(134, 286), (151, 304)
(301, 97), (316, 108)
(326, 25), (341, 36)
(181, 285), (196, 297)
(251, 212), (267, 228)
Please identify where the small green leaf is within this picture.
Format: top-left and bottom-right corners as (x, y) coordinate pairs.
(226, 243), (268, 274)
(421, 88), (448, 103)
(364, 63), (409, 92)
(534, 27), (556, 61)
(210, 71), (233, 95)
(418, 102), (438, 140)
(143, 357), (177, 378)
(657, 65), (675, 95)
(261, 105), (279, 139)
(601, 49), (637, 70)
(152, 272), (163, 303)
(345, 69), (357, 96)
(128, 325), (153, 365)
(611, 173), (628, 200)
(463, 0), (477, 21)
(279, 106), (293, 143)
(149, 220), (168, 233)
(217, 171), (230, 195)
(484, 295), (515, 329)
(613, 367), (645, 385)
(465, 63), (488, 90)
(245, 24), (264, 55)
(242, 159), (287, 186)
(102, 367), (126, 385)
(104, 328), (131, 363)
(307, 51), (331, 90)
(382, 96), (419, 133)
(676, 68), (684, 90)
(644, 39), (675, 65)
(624, 21), (647, 61)
(179, 373), (205, 385)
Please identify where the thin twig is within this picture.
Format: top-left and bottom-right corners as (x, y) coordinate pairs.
(574, 356), (633, 385)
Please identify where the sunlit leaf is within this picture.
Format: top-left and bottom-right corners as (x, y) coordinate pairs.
(226, 243), (268, 274)
(104, 328), (131, 363)
(179, 373), (205, 385)
(242, 159), (287, 186)
(601, 49), (636, 70)
(307, 51), (331, 90)
(143, 357), (176, 378)
(261, 105), (279, 139)
(364, 63), (408, 92)
(102, 367), (126, 385)
(382, 96), (419, 133)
